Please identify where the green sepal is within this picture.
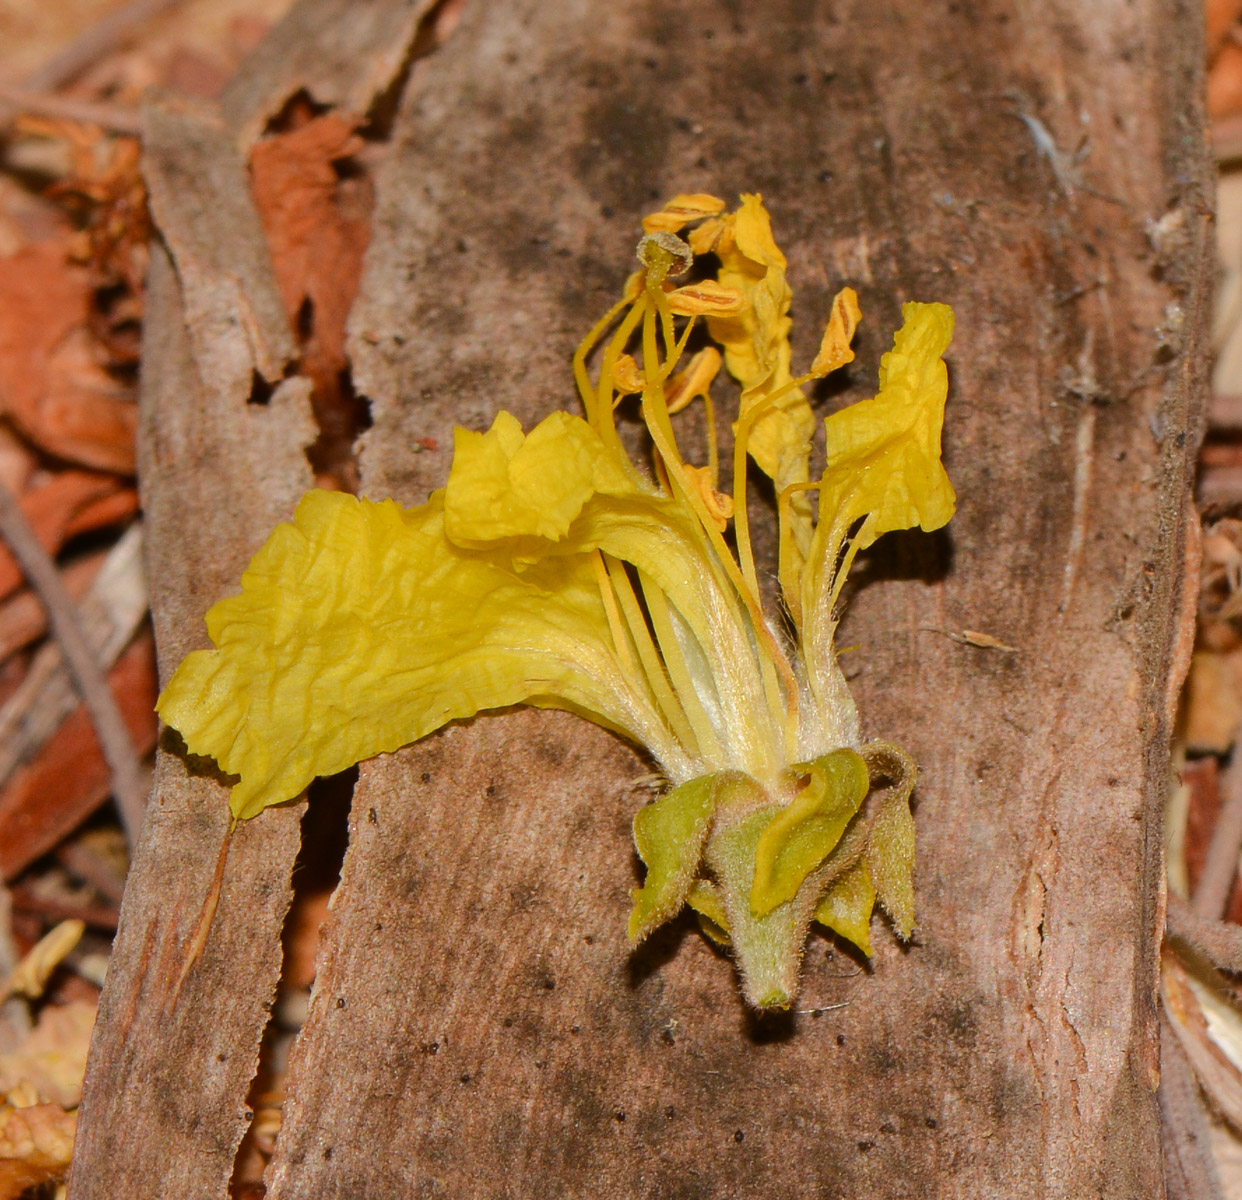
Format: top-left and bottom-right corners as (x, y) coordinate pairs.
(628, 774), (719, 942)
(706, 805), (826, 1009)
(862, 742), (917, 939)
(750, 748), (869, 918)
(686, 879), (731, 946)
(814, 858), (876, 956)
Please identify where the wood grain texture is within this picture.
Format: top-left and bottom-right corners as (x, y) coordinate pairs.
(259, 0), (1212, 1196)
(67, 79), (307, 1200)
(68, 5), (442, 1190)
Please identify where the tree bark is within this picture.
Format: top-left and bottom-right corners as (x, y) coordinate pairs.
(71, 0), (1213, 1196)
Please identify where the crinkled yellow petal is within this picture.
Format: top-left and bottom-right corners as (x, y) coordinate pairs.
(801, 303), (954, 728)
(444, 410), (633, 549)
(817, 301), (956, 553)
(709, 195), (817, 557)
(442, 411), (779, 782)
(157, 490), (675, 820)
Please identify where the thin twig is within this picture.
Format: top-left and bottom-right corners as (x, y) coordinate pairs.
(1159, 1014), (1227, 1200)
(7, 886), (118, 931)
(0, 479), (147, 846)
(22, 0), (187, 92)
(55, 842), (127, 906)
(0, 83), (141, 135)
(1168, 890), (1242, 975)
(1193, 748), (1242, 919)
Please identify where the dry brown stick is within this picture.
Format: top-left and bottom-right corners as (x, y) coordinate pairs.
(22, 0), (187, 92)
(0, 84), (141, 134)
(1167, 890), (1242, 974)
(0, 479), (147, 847)
(1159, 1013), (1227, 1200)
(1193, 747), (1242, 918)
(55, 842), (127, 907)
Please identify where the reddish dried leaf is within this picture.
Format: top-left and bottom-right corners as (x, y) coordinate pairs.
(60, 486), (138, 542)
(0, 552), (103, 665)
(249, 115), (372, 482)
(0, 472), (130, 605)
(0, 242), (136, 473)
(0, 631), (157, 882)
(1211, 39), (1242, 121)
(1208, 0), (1242, 59)
(0, 1001), (96, 1108)
(1182, 755), (1242, 923)
(281, 886), (332, 990)
(0, 1102), (76, 1199)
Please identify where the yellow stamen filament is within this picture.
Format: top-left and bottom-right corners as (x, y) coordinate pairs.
(591, 549), (644, 688)
(594, 300), (648, 451)
(603, 555), (700, 758)
(640, 576), (725, 763)
(573, 294), (633, 425)
(639, 294), (799, 728)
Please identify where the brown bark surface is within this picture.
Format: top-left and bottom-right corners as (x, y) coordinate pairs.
(71, 0), (1212, 1196)
(272, 0), (1211, 1195)
(65, 5), (431, 1192)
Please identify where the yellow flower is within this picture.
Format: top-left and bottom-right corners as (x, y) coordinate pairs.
(158, 194), (955, 1010)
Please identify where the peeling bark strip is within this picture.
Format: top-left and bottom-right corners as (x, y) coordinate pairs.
(64, 244), (310, 1200)
(219, 0), (443, 147)
(66, 1), (438, 1195)
(265, 0), (1208, 1196)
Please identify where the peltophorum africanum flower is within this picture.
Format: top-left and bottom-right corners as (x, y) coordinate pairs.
(158, 193), (955, 1009)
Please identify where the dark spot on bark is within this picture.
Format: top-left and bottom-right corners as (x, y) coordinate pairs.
(880, 1121), (896, 1134)
(857, 1140), (875, 1153)
(460, 1073), (472, 1084)
(733, 1129), (745, 1143)
(931, 998), (979, 1046)
(323, 1146), (333, 1160)
(571, 94), (671, 214)
(870, 1044), (900, 1075)
(926, 1116), (939, 1129)
(420, 772), (431, 783)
